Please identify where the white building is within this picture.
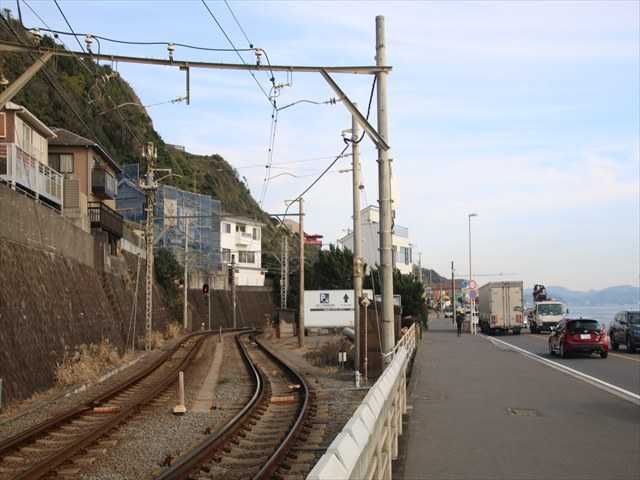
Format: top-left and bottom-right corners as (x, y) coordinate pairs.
(337, 205), (414, 275)
(220, 215), (265, 286)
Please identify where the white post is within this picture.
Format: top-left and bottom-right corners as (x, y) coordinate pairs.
(298, 198), (305, 347)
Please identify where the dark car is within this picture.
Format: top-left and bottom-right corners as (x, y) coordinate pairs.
(548, 318), (608, 358)
(608, 310), (640, 353)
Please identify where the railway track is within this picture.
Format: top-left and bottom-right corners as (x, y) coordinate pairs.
(157, 331), (314, 480)
(0, 333), (209, 480)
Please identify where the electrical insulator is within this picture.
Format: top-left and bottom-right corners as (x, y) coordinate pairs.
(29, 29), (42, 40)
(202, 283), (209, 296)
(85, 34), (94, 52)
(255, 48), (263, 66)
(167, 43), (176, 61)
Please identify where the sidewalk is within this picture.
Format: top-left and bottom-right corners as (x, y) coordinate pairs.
(395, 316), (640, 480)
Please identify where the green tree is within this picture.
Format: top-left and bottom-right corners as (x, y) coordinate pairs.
(364, 268), (425, 317)
(154, 248), (183, 319)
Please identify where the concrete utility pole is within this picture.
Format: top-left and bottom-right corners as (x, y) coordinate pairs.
(451, 261), (455, 314)
(142, 142), (157, 351)
(351, 107), (363, 375)
(183, 218), (189, 330)
(298, 198), (305, 348)
(231, 254), (237, 329)
(375, 16), (395, 364)
(208, 273), (212, 330)
(468, 213), (478, 334)
(280, 235), (289, 309)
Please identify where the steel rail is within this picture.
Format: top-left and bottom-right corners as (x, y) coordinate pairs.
(155, 331), (311, 480)
(0, 332), (200, 457)
(10, 334), (209, 480)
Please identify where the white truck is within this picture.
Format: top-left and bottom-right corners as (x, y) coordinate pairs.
(528, 285), (566, 333)
(478, 281), (525, 335)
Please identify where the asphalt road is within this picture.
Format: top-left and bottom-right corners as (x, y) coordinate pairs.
(493, 331), (640, 395)
(396, 317), (640, 480)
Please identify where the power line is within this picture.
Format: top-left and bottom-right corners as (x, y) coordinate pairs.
(200, 0), (273, 106)
(259, 105), (278, 206)
(223, 0), (253, 48)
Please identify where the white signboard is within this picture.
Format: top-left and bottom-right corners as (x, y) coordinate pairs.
(304, 289), (373, 328)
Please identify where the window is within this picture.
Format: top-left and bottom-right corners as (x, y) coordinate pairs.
(236, 224), (246, 233)
(238, 251), (255, 264)
(0, 113), (5, 138)
(223, 223), (231, 234)
(252, 227), (260, 240)
(48, 153), (74, 174)
(567, 320), (600, 334)
(222, 248), (231, 263)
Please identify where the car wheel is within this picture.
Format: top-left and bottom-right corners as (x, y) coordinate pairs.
(610, 333), (619, 351)
(627, 337), (636, 353)
(560, 343), (568, 359)
(600, 351), (608, 359)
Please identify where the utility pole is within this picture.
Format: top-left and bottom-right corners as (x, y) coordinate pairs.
(183, 218), (189, 331)
(280, 235), (289, 309)
(375, 16), (395, 364)
(418, 252), (423, 284)
(142, 142), (157, 351)
(208, 272), (212, 330)
(298, 198), (305, 348)
(451, 261), (455, 315)
(351, 107), (363, 376)
(231, 254), (237, 328)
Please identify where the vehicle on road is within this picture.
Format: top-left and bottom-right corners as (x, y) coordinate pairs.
(529, 284), (567, 333)
(608, 310), (640, 353)
(548, 318), (608, 358)
(478, 281), (524, 335)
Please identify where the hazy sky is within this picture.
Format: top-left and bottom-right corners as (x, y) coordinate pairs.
(13, 1), (639, 290)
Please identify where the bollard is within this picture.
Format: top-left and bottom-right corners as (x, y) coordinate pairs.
(355, 370), (361, 388)
(172, 371), (187, 415)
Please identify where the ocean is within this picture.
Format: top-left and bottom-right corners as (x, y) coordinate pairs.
(565, 305), (640, 329)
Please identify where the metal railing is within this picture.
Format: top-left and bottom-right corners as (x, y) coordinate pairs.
(0, 143), (63, 206)
(307, 323), (417, 480)
(88, 201), (124, 238)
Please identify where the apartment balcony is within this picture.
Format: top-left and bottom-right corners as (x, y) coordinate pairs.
(235, 231), (255, 245)
(88, 201), (123, 238)
(91, 168), (118, 199)
(0, 143), (63, 207)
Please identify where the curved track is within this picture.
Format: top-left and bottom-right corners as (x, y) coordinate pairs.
(0, 333), (209, 480)
(156, 331), (312, 480)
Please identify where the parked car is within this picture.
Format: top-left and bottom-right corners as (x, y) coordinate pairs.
(608, 310), (640, 353)
(548, 318), (608, 358)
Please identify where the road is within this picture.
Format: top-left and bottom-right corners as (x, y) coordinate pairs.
(396, 316), (640, 480)
(493, 331), (640, 395)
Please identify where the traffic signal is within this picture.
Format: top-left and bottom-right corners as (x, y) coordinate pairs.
(202, 283), (209, 295)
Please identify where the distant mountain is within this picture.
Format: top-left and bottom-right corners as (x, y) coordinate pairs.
(524, 285), (640, 306)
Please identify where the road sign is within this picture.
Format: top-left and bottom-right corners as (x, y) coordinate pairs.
(469, 280), (477, 290)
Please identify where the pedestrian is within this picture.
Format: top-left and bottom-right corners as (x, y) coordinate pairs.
(455, 309), (464, 337)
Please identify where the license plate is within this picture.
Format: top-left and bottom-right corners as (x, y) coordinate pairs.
(580, 334), (591, 340)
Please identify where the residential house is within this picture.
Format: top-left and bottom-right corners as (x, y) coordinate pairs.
(282, 218), (324, 247)
(221, 215), (265, 287)
(337, 205), (414, 275)
(0, 102), (62, 207)
(48, 128), (123, 253)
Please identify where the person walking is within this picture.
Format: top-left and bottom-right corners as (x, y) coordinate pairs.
(455, 309), (464, 337)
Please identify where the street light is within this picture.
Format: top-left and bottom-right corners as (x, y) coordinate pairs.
(468, 213), (478, 334)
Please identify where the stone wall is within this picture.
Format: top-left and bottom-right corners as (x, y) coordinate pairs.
(0, 186), (175, 403)
(0, 183), (95, 268)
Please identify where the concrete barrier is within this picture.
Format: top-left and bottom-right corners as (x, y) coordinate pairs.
(307, 324), (417, 480)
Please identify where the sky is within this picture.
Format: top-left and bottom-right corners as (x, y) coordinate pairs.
(10, 0), (640, 291)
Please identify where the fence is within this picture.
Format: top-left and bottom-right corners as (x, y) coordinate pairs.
(307, 323), (418, 480)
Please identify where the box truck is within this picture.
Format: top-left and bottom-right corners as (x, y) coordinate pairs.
(478, 281), (525, 335)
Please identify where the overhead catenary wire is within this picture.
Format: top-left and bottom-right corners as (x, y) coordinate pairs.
(223, 0), (253, 48)
(200, 0), (274, 106)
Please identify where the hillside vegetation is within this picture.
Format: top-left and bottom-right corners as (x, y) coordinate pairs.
(0, 13), (280, 249)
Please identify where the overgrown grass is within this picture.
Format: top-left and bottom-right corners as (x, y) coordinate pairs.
(304, 336), (354, 368)
(55, 338), (130, 386)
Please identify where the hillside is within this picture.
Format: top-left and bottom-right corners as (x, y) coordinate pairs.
(0, 14), (281, 251)
(524, 285), (640, 306)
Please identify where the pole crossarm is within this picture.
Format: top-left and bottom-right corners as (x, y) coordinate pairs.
(0, 40), (392, 75)
(320, 69), (390, 151)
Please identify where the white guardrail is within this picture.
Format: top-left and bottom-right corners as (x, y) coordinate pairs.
(307, 323), (418, 480)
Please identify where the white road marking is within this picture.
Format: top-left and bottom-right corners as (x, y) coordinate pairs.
(484, 335), (640, 406)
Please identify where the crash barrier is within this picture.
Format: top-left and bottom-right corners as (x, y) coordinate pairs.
(307, 323), (417, 480)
